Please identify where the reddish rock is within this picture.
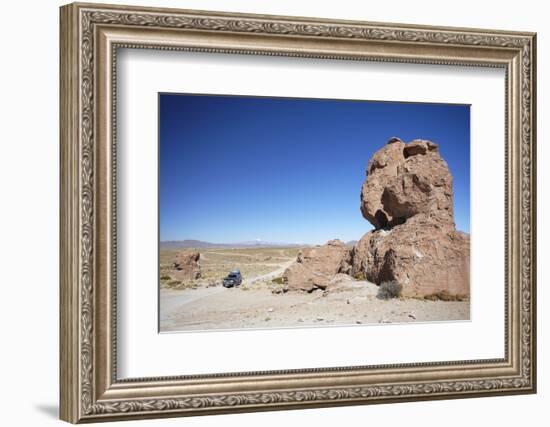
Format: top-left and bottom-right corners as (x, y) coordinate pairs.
(360, 138), (454, 230)
(172, 251), (201, 280)
(351, 216), (470, 297)
(283, 240), (352, 292)
(354, 138), (470, 298)
(281, 137), (469, 298)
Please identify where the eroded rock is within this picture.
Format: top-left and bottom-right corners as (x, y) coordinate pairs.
(351, 217), (469, 297)
(353, 138), (470, 298)
(281, 137), (469, 298)
(172, 250), (201, 281)
(283, 240), (352, 292)
(360, 138), (454, 229)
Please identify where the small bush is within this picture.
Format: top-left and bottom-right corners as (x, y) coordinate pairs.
(160, 275), (171, 281)
(377, 280), (402, 300)
(353, 271), (366, 280)
(271, 276), (285, 285)
(167, 279), (182, 287)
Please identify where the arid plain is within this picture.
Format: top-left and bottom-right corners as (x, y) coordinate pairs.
(159, 246), (469, 332)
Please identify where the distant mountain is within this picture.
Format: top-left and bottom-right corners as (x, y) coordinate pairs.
(160, 240), (222, 249)
(160, 239), (307, 249)
(345, 240), (358, 247)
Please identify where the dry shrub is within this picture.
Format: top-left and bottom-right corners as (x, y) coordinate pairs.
(424, 290), (468, 301)
(377, 280), (402, 300)
(353, 271), (366, 280)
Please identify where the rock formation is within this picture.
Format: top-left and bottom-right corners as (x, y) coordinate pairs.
(360, 137), (454, 229)
(353, 137), (470, 298)
(172, 250), (201, 280)
(283, 240), (352, 292)
(281, 137), (469, 298)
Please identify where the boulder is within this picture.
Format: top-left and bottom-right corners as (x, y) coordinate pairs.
(360, 138), (454, 230)
(351, 216), (470, 297)
(326, 273), (364, 292)
(172, 250), (201, 280)
(283, 239), (352, 292)
(353, 138), (470, 298)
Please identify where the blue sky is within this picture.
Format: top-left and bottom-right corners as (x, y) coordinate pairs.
(159, 94), (470, 244)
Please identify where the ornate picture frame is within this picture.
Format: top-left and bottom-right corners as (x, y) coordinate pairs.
(60, 2), (536, 423)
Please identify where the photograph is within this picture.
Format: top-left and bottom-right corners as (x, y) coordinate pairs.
(158, 94), (471, 332)
(57, 3), (536, 422)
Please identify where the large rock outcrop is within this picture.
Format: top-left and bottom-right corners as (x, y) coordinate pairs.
(354, 137), (470, 298)
(283, 240), (352, 292)
(172, 250), (201, 281)
(360, 137), (454, 229)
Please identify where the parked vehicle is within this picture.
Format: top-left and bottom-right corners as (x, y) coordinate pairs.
(223, 270), (242, 288)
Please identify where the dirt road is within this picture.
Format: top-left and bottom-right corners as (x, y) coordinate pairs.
(242, 259), (295, 285)
(159, 281), (469, 332)
(159, 247), (469, 332)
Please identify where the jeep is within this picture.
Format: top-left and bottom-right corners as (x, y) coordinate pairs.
(223, 270), (242, 288)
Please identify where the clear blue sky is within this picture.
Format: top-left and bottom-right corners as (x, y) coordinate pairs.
(159, 94), (470, 244)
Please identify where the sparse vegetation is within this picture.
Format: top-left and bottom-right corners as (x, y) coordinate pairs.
(424, 290), (468, 302)
(271, 276), (285, 285)
(164, 279), (203, 290)
(160, 247), (300, 288)
(377, 280), (402, 300)
(160, 275), (172, 281)
(353, 271), (366, 280)
(167, 279), (182, 287)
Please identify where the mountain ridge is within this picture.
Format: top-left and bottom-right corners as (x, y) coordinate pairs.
(160, 239), (307, 249)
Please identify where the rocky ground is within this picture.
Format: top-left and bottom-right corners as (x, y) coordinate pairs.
(159, 274), (469, 332)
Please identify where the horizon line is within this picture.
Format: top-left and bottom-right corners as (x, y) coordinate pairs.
(159, 229), (471, 246)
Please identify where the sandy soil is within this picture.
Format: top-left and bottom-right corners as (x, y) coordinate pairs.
(160, 281), (469, 332)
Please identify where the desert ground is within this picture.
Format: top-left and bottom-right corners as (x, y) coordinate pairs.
(159, 247), (469, 332)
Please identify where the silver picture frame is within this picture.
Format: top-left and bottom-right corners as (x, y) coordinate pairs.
(60, 2), (537, 422)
